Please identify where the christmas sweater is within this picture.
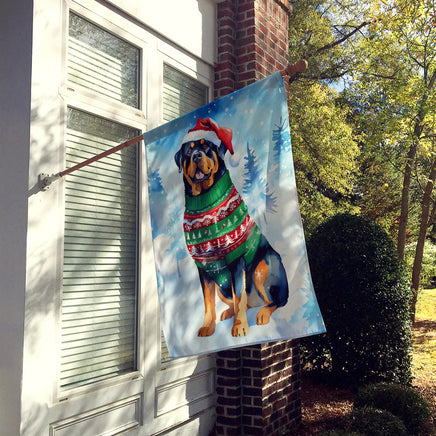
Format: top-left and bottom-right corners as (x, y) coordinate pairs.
(184, 170), (262, 289)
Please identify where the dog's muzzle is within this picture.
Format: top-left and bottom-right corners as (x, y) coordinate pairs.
(190, 151), (212, 182)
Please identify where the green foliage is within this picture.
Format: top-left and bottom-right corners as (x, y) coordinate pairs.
(319, 430), (362, 436)
(287, 0), (363, 235)
(303, 213), (412, 386)
(345, 0), (436, 261)
(354, 383), (432, 435)
(344, 406), (407, 436)
(290, 83), (360, 235)
(405, 242), (436, 288)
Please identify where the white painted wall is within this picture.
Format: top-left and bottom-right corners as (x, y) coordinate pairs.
(106, 0), (217, 65)
(0, 1), (33, 433)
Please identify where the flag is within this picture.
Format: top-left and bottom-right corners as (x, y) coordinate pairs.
(144, 72), (325, 358)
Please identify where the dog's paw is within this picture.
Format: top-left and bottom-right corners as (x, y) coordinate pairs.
(198, 324), (215, 337)
(256, 305), (277, 325)
(231, 319), (249, 337)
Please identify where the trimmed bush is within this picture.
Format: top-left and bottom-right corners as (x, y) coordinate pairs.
(319, 430), (362, 435)
(354, 382), (432, 435)
(345, 406), (407, 436)
(302, 213), (412, 386)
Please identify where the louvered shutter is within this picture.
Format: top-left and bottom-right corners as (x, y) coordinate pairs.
(163, 64), (208, 122)
(60, 12), (140, 390)
(61, 109), (139, 389)
(160, 64), (208, 362)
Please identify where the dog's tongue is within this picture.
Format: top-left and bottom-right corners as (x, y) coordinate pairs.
(195, 170), (204, 180)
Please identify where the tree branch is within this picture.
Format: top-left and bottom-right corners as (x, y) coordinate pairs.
(420, 133), (436, 140)
(370, 72), (400, 80)
(313, 21), (371, 56)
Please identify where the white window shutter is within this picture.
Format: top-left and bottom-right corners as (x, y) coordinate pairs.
(60, 11), (140, 389)
(61, 110), (139, 389)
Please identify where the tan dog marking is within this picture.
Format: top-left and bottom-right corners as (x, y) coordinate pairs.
(256, 305), (277, 325)
(231, 290), (249, 337)
(183, 160), (202, 196)
(254, 259), (278, 325)
(184, 151), (219, 196)
(231, 270), (249, 337)
(254, 260), (273, 304)
(216, 286), (235, 321)
(198, 279), (217, 337)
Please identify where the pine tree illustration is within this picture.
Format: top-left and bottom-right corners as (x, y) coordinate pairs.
(243, 141), (278, 219)
(149, 169), (165, 195)
(243, 141), (262, 196)
(272, 116), (287, 164)
(148, 169), (167, 236)
(265, 181), (278, 215)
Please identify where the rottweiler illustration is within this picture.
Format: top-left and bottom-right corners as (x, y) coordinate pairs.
(175, 118), (289, 337)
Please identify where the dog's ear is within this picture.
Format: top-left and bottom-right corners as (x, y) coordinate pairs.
(217, 142), (227, 160)
(174, 148), (183, 172)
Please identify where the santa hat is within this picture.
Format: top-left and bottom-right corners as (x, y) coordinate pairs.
(182, 118), (234, 155)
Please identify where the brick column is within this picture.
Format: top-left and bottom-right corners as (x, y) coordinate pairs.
(215, 0), (291, 98)
(214, 1), (301, 435)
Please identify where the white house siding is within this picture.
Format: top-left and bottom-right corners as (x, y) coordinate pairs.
(0, 0), (218, 434)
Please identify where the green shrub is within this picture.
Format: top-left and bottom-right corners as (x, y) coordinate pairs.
(354, 382), (432, 435)
(345, 406), (407, 436)
(302, 213), (412, 386)
(319, 430), (363, 435)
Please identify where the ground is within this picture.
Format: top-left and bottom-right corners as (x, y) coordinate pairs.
(291, 288), (435, 435)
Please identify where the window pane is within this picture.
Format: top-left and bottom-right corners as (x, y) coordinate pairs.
(68, 13), (140, 108)
(60, 108), (139, 389)
(163, 64), (208, 122)
(161, 65), (208, 362)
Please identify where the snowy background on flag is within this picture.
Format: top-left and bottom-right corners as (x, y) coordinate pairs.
(144, 72), (325, 358)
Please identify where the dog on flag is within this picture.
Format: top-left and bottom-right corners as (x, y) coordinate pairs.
(175, 118), (288, 337)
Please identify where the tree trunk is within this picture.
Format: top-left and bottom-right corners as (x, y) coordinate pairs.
(397, 144), (417, 260)
(397, 70), (436, 259)
(410, 156), (436, 323)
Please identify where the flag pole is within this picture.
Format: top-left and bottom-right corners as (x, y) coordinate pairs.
(38, 60), (307, 191)
(38, 134), (144, 190)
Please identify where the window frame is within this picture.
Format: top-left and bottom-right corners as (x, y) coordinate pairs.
(53, 0), (216, 404)
(56, 2), (149, 400)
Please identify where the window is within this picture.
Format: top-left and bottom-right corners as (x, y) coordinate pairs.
(68, 12), (140, 108)
(60, 13), (140, 390)
(160, 64), (208, 362)
(162, 63), (208, 122)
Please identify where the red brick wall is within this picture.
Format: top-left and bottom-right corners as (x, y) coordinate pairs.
(215, 0), (292, 99)
(214, 1), (301, 434)
(216, 342), (301, 435)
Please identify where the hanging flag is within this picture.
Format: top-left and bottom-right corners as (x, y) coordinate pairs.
(144, 72), (325, 358)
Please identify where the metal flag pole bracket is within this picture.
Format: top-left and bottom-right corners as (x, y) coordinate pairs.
(38, 173), (62, 191)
